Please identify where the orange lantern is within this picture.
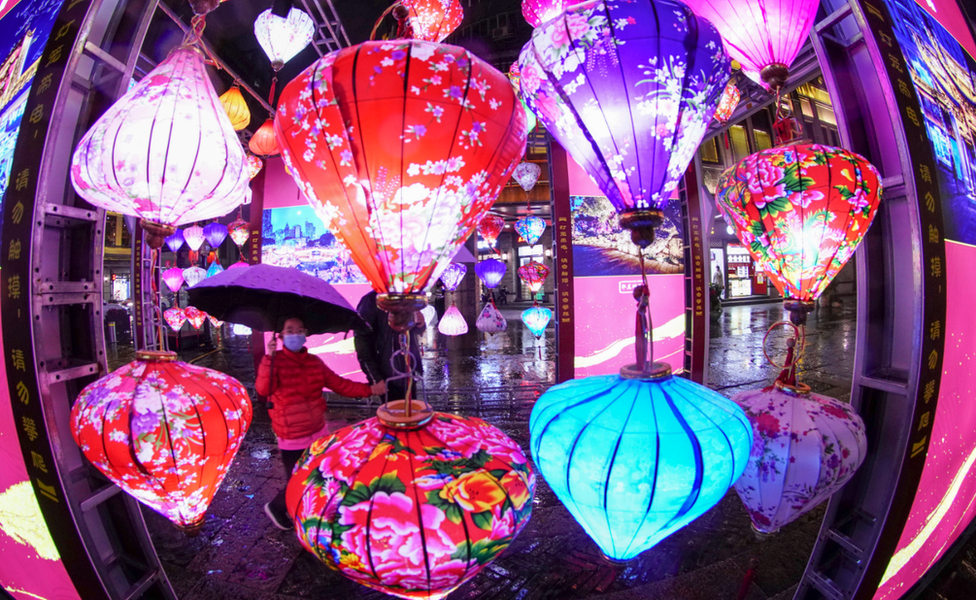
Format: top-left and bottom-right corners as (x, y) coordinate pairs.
(249, 118), (279, 156)
(219, 83), (251, 131)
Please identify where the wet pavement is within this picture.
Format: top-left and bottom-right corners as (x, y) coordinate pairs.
(109, 301), (861, 600)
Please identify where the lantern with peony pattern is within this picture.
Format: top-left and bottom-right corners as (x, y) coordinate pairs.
(514, 215), (546, 246)
(183, 225), (205, 252)
(229, 216), (249, 248)
(517, 260), (549, 294)
(249, 119), (279, 156)
(246, 154), (264, 179)
(163, 307), (186, 331)
(71, 351), (252, 534)
(477, 213), (505, 248)
(521, 0), (570, 28)
(713, 79), (740, 124)
(254, 7), (315, 72)
(70, 47), (251, 248)
(401, 0), (464, 42)
(165, 229), (185, 253)
(437, 305), (468, 336)
(218, 84), (250, 131)
(518, 0), (728, 246)
(286, 413), (535, 600)
(521, 305), (551, 338)
(475, 258), (506, 289)
(512, 161), (541, 192)
(203, 222), (228, 248)
(162, 267), (185, 293)
(439, 262), (467, 291)
(184, 306), (207, 329)
(476, 302), (507, 334)
(183, 266), (207, 288)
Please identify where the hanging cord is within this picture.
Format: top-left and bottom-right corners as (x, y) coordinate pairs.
(150, 247), (165, 351)
(386, 330), (431, 418)
(634, 249), (653, 371)
(174, 14), (223, 70)
(268, 74), (278, 105)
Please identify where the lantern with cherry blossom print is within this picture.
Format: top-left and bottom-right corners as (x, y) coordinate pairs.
(163, 307), (186, 332)
(518, 0), (729, 246)
(203, 222), (228, 248)
(437, 305), (468, 336)
(475, 258), (506, 289)
(521, 0), (570, 28)
(249, 119), (279, 156)
(229, 217), (249, 248)
(401, 0), (464, 42)
(514, 215), (546, 246)
(512, 161), (541, 192)
(70, 47), (251, 248)
(439, 263), (467, 292)
(477, 213), (505, 248)
(183, 225), (205, 252)
(246, 154), (264, 179)
(162, 266), (185, 293)
(286, 412), (535, 600)
(218, 84), (250, 131)
(517, 260), (549, 294)
(476, 302), (507, 334)
(71, 351), (252, 534)
(184, 306), (207, 329)
(521, 305), (551, 338)
(713, 79), (740, 123)
(254, 7), (316, 72)
(164, 229), (185, 253)
(732, 384), (867, 534)
(183, 266), (207, 288)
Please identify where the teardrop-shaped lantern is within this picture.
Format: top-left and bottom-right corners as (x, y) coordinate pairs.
(219, 84), (251, 131)
(530, 369), (752, 560)
(476, 302), (507, 334)
(713, 80), (740, 124)
(208, 314), (224, 328)
(183, 225), (205, 251)
(475, 258), (506, 289)
(732, 384), (867, 534)
(249, 119), (279, 156)
(521, 305), (551, 338)
(70, 47), (251, 245)
(71, 351), (252, 534)
(512, 161), (541, 192)
(402, 0), (464, 42)
(437, 305), (469, 336)
(517, 260), (549, 293)
(287, 414), (535, 600)
(275, 40), (526, 327)
(183, 266), (207, 288)
(682, 0), (820, 91)
(163, 307), (186, 331)
(203, 222), (228, 248)
(521, 0), (570, 28)
(254, 7), (316, 71)
(518, 0), (728, 238)
(246, 154), (264, 179)
(184, 306), (207, 329)
(514, 215), (546, 246)
(715, 142), (882, 321)
(206, 261), (224, 278)
(162, 267), (185, 292)
(478, 214), (505, 247)
(439, 262), (467, 292)
(229, 217), (249, 248)
(164, 229), (185, 253)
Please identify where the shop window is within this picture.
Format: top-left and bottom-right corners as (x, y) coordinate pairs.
(815, 103), (837, 126)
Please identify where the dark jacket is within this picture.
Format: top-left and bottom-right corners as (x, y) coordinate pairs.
(354, 291), (424, 400)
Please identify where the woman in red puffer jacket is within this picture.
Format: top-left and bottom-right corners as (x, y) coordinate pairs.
(255, 316), (385, 530)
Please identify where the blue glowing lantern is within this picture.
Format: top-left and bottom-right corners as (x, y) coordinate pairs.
(521, 305), (551, 338)
(530, 367), (752, 561)
(206, 261), (224, 278)
(203, 222), (228, 248)
(475, 258), (506, 289)
(439, 262), (467, 292)
(515, 215), (546, 247)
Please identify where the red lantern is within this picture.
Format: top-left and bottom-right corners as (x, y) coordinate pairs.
(184, 306), (207, 329)
(713, 80), (740, 124)
(401, 0), (464, 42)
(249, 118), (279, 156)
(517, 260), (549, 293)
(477, 213), (505, 248)
(71, 351), (252, 534)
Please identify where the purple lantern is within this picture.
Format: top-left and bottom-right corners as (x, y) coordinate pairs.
(164, 229), (185, 253)
(514, 215), (546, 247)
(518, 0), (729, 213)
(183, 266), (207, 288)
(183, 225), (205, 251)
(439, 263), (467, 292)
(161, 267), (185, 292)
(203, 222), (228, 248)
(475, 258), (506, 289)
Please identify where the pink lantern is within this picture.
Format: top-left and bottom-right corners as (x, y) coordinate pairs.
(437, 305), (468, 336)
(402, 0), (464, 42)
(682, 0), (820, 90)
(70, 48), (250, 247)
(478, 214), (505, 247)
(183, 266), (207, 288)
(732, 385), (867, 534)
(162, 267), (185, 293)
(476, 302), (507, 334)
(163, 307), (186, 332)
(184, 306), (206, 329)
(522, 0), (570, 28)
(183, 225), (205, 251)
(246, 154), (263, 179)
(229, 217), (249, 248)
(517, 260), (549, 293)
(228, 261), (249, 270)
(713, 80), (740, 123)
(512, 161), (541, 192)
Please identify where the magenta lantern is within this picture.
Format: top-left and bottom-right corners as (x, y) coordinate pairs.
(228, 261), (249, 270)
(203, 222), (228, 248)
(183, 225), (205, 251)
(522, 0), (570, 28)
(162, 267), (185, 293)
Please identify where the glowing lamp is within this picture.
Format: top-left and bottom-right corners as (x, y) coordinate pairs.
(70, 47), (250, 247)
(476, 302), (507, 334)
(439, 262), (467, 292)
(402, 0), (464, 42)
(184, 306), (206, 329)
(517, 260), (549, 293)
(530, 369), (752, 560)
(228, 261), (249, 270)
(203, 222), (228, 248)
(521, 0), (570, 28)
(219, 84), (250, 131)
(162, 267), (185, 293)
(275, 40), (526, 328)
(71, 351), (251, 534)
(713, 80), (740, 124)
(163, 307), (186, 332)
(520, 305), (550, 338)
(232, 323), (252, 335)
(715, 142), (882, 323)
(475, 258), (506, 289)
(249, 119), (279, 156)
(246, 154), (264, 179)
(478, 214), (505, 247)
(164, 229), (185, 253)
(287, 413), (535, 600)
(512, 161), (541, 192)
(208, 314), (224, 328)
(206, 261), (224, 278)
(183, 225), (205, 251)
(437, 305), (468, 336)
(254, 7), (315, 71)
(682, 0), (820, 91)
(183, 266), (207, 288)
(518, 0), (728, 239)
(732, 385), (867, 534)
(514, 215), (546, 246)
(229, 217), (249, 247)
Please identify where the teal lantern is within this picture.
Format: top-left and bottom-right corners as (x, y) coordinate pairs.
(206, 261), (224, 278)
(529, 365), (752, 561)
(521, 305), (551, 338)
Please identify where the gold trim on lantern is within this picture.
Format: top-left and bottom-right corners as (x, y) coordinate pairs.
(774, 380), (812, 396)
(136, 350), (179, 362)
(619, 362), (672, 381)
(376, 293), (428, 332)
(376, 400), (434, 429)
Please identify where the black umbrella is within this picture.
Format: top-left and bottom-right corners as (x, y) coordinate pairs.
(187, 264), (367, 335)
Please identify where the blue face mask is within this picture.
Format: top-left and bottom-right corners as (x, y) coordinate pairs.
(282, 333), (306, 352)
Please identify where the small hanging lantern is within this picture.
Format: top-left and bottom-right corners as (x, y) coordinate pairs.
(246, 154), (264, 179)
(713, 79), (740, 124)
(254, 7), (315, 72)
(206, 261), (224, 278)
(183, 266), (207, 288)
(162, 266), (185, 293)
(517, 260), (549, 293)
(228, 260), (249, 270)
(71, 351), (252, 534)
(229, 217), (249, 248)
(520, 305), (551, 338)
(248, 119), (279, 157)
(514, 216), (546, 247)
(218, 84), (251, 131)
(401, 0), (464, 42)
(164, 229), (185, 253)
(512, 161), (541, 192)
(183, 225), (205, 252)
(163, 307), (186, 331)
(203, 222), (228, 248)
(184, 306), (207, 329)
(437, 305), (468, 336)
(439, 262), (467, 291)
(475, 258), (506, 289)
(208, 314), (224, 328)
(478, 214), (505, 248)
(521, 0), (570, 28)
(476, 302), (507, 334)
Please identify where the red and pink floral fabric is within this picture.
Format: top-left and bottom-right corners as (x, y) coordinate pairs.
(402, 0), (464, 42)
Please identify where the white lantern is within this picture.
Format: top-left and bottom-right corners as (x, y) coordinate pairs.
(254, 8), (316, 71)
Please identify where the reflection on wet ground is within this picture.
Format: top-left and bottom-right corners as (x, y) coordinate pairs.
(110, 301), (859, 600)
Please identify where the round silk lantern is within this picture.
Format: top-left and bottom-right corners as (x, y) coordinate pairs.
(530, 367), (752, 560)
(437, 305), (468, 336)
(518, 0), (728, 245)
(732, 384), (867, 534)
(249, 118), (279, 156)
(229, 217), (249, 247)
(71, 351), (252, 533)
(206, 261), (224, 278)
(228, 260), (249, 270)
(254, 7), (315, 72)
(203, 222), (228, 248)
(162, 267), (185, 293)
(218, 84), (250, 131)
(439, 262), (467, 292)
(715, 142), (882, 323)
(183, 225), (205, 252)
(163, 307), (186, 331)
(521, 305), (551, 338)
(286, 413), (535, 600)
(521, 0), (570, 28)
(517, 260), (549, 293)
(275, 39), (526, 330)
(682, 0), (820, 91)
(246, 154), (264, 179)
(70, 47), (251, 247)
(514, 215), (546, 246)
(475, 258), (506, 289)
(713, 79), (740, 123)
(512, 161), (541, 192)
(478, 214), (505, 248)
(402, 0), (463, 42)
(183, 266), (207, 288)
(476, 302), (507, 334)
(164, 229), (185, 253)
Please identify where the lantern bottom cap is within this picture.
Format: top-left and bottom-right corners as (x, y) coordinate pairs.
(598, 551), (635, 565)
(760, 63), (790, 91)
(784, 300), (816, 325)
(619, 362), (672, 381)
(175, 517), (205, 537)
(376, 400), (434, 429)
(750, 522), (780, 539)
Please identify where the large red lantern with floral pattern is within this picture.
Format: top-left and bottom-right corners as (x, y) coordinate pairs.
(286, 413), (535, 600)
